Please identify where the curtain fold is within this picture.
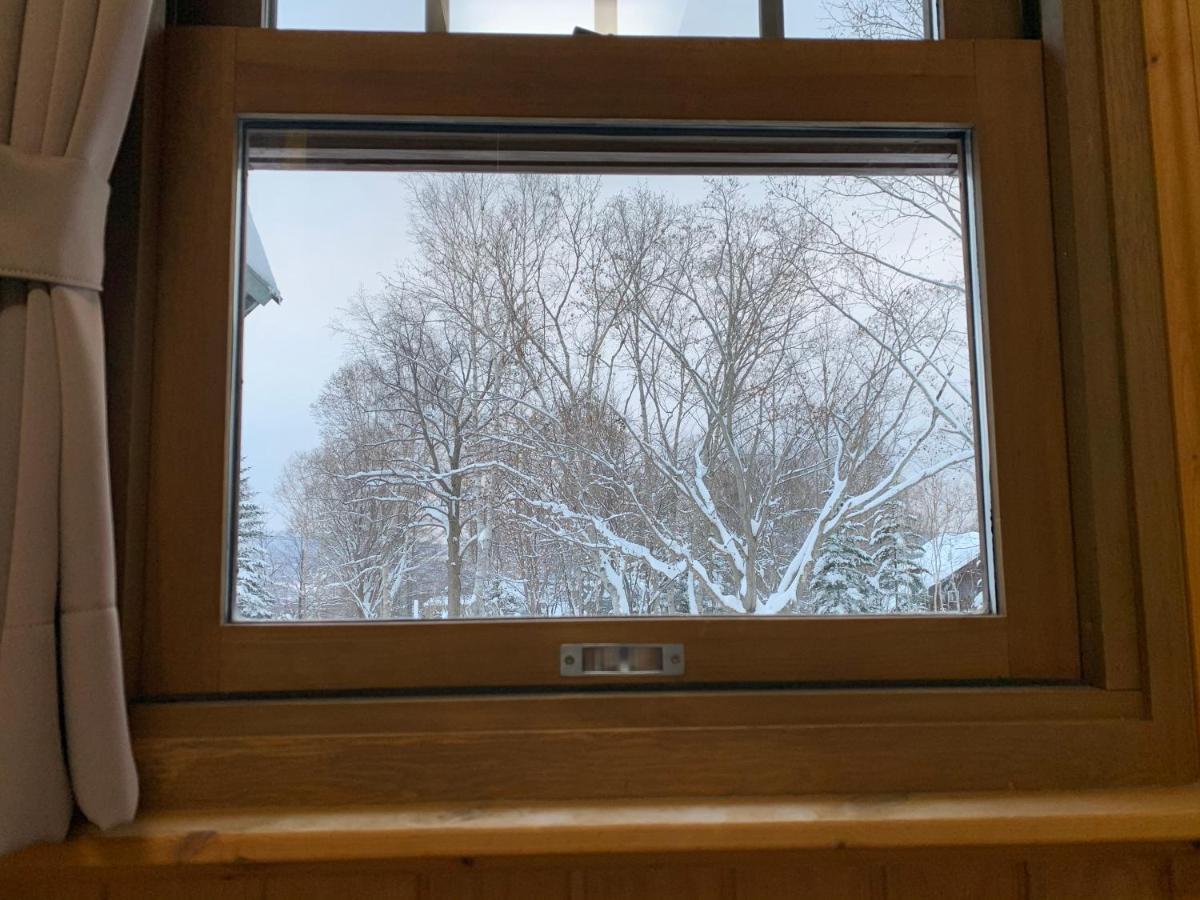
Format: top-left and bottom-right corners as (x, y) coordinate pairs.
(0, 0), (152, 856)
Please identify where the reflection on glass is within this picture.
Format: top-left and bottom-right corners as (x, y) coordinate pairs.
(235, 126), (986, 621)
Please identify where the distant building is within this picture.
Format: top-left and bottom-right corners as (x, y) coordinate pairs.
(918, 532), (985, 612)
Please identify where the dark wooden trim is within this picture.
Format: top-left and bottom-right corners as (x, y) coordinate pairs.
(105, 0), (167, 697)
(940, 0), (1026, 39)
(759, 0), (784, 39)
(171, 0), (264, 27)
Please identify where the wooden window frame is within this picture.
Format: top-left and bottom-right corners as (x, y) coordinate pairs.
(122, 0), (1200, 805)
(146, 32), (1078, 695)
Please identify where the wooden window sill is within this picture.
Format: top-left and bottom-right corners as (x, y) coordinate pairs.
(6, 785), (1200, 869)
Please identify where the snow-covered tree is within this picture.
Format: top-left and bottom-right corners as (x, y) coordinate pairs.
(264, 168), (980, 620)
(274, 458), (336, 621)
(274, 360), (431, 621)
(869, 500), (928, 612)
(235, 463), (276, 620)
(505, 176), (974, 615)
(809, 518), (875, 614)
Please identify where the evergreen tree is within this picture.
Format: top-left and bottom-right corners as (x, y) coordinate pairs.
(809, 518), (875, 614)
(235, 462), (275, 619)
(869, 500), (929, 612)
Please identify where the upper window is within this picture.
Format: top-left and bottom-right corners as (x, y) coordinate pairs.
(272, 0), (935, 39)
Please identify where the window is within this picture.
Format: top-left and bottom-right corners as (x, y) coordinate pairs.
(150, 27), (1080, 694)
(142, 0), (1196, 798)
(235, 125), (988, 623)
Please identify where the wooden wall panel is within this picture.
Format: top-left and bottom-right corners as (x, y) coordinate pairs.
(108, 876), (263, 899)
(734, 864), (879, 899)
(885, 861), (1026, 900)
(1173, 855), (1200, 898)
(425, 869), (572, 900)
(584, 866), (727, 900)
(265, 873), (419, 899)
(1, 882), (106, 900)
(1028, 856), (1174, 899)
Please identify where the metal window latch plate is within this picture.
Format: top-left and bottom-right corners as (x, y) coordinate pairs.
(559, 643), (685, 677)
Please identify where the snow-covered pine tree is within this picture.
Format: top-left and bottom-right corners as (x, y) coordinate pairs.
(868, 500), (929, 613)
(235, 463), (275, 620)
(809, 518), (875, 614)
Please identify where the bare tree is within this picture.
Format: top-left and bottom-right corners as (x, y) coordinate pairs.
(822, 0), (927, 39)
(275, 459), (334, 620)
(274, 360), (427, 619)
(511, 177), (974, 614)
(271, 168), (980, 619)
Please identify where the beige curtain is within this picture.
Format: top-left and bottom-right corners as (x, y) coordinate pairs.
(0, 0), (152, 856)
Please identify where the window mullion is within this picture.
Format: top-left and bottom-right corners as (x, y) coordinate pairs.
(759, 0), (784, 38)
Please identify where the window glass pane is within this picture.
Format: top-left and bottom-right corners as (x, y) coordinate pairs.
(610, 0), (758, 37)
(275, 0), (424, 31)
(786, 0), (930, 39)
(447, 0), (757, 36)
(450, 0), (594, 34)
(235, 124), (987, 621)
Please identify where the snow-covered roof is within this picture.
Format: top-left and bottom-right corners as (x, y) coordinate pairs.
(918, 532), (981, 589)
(243, 210), (282, 313)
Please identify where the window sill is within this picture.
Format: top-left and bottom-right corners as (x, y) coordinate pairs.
(5, 785), (1200, 868)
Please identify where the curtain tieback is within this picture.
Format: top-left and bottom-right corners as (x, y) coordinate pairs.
(0, 144), (110, 292)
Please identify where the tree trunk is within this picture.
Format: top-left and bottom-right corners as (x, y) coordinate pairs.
(743, 535), (758, 613)
(471, 474), (492, 614)
(446, 507), (463, 618)
(296, 539), (307, 620)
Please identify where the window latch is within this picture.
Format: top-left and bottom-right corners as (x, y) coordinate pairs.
(560, 643), (684, 677)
